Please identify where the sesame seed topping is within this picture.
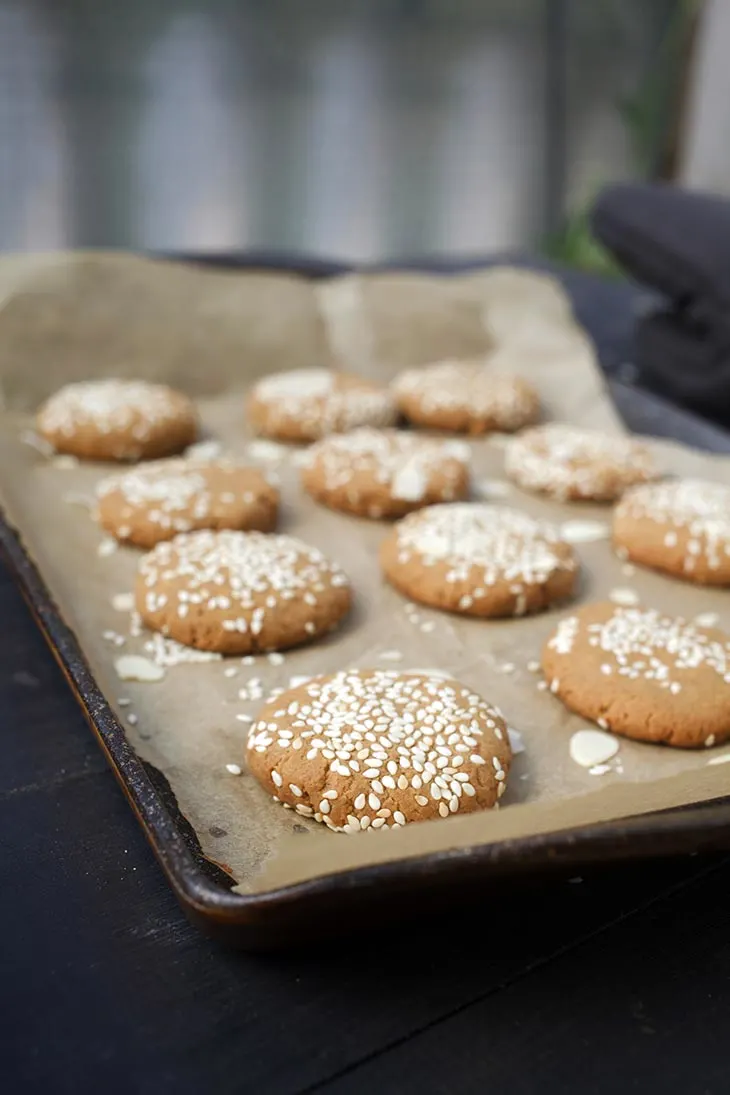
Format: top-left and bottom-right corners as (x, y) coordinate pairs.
(137, 529), (350, 653)
(303, 427), (470, 508)
(387, 503), (576, 610)
(506, 424), (656, 501)
(251, 369), (396, 438)
(616, 479), (730, 575)
(248, 670), (510, 831)
(393, 361), (538, 432)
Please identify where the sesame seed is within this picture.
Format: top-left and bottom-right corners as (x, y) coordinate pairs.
(271, 770), (282, 787)
(225, 763), (242, 775)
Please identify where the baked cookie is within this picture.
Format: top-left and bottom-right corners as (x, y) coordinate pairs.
(36, 379), (198, 462)
(613, 478), (730, 586)
(505, 424), (657, 502)
(246, 367), (396, 443)
(392, 360), (539, 435)
(136, 529), (351, 654)
(247, 669), (512, 831)
(301, 428), (470, 519)
(542, 601), (730, 748)
(96, 458), (279, 548)
(380, 503), (578, 617)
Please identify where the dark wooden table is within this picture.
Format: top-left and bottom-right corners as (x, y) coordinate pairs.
(4, 265), (730, 1093)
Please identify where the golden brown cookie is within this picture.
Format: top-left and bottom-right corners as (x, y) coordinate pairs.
(391, 360), (540, 435)
(247, 669), (512, 831)
(542, 601), (730, 748)
(96, 458), (279, 548)
(36, 379), (198, 462)
(613, 479), (730, 586)
(301, 428), (471, 519)
(505, 424), (657, 502)
(136, 529), (351, 654)
(246, 368), (396, 443)
(380, 503), (578, 617)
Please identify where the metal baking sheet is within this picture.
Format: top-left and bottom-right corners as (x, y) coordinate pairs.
(2, 253), (730, 947)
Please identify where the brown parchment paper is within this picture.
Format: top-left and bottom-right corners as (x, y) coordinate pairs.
(0, 251), (729, 896)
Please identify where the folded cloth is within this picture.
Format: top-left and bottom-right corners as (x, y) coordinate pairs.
(592, 182), (730, 425)
(636, 310), (730, 426)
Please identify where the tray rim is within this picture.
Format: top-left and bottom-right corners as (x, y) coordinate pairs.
(5, 252), (730, 945)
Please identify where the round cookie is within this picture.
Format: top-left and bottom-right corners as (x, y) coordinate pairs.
(301, 428), (471, 519)
(392, 360), (540, 435)
(505, 424), (657, 502)
(247, 669), (512, 831)
(246, 367), (396, 443)
(542, 601), (730, 748)
(96, 458), (279, 548)
(36, 379), (198, 462)
(136, 529), (351, 654)
(380, 502), (578, 617)
(613, 478), (730, 586)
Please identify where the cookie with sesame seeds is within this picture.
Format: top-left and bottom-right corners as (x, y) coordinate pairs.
(542, 601), (730, 748)
(36, 379), (198, 462)
(246, 367), (396, 443)
(96, 458), (279, 548)
(504, 424), (658, 502)
(380, 503), (578, 618)
(246, 669), (512, 831)
(613, 479), (730, 586)
(136, 529), (351, 654)
(301, 427), (471, 519)
(392, 360), (540, 435)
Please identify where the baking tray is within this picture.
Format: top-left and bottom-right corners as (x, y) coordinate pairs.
(3, 252), (730, 949)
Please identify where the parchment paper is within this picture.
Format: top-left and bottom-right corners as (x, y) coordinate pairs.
(0, 252), (728, 895)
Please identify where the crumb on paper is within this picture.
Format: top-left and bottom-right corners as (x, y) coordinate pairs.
(20, 429), (54, 456)
(114, 655), (166, 683)
(112, 592), (134, 613)
(98, 537), (117, 557)
(52, 454), (79, 469)
(379, 650), (404, 662)
(223, 666), (238, 678)
(268, 652), (285, 665)
(589, 763), (611, 776)
(609, 587), (639, 607)
(473, 478), (511, 501)
(622, 563), (636, 577)
(507, 727), (525, 754)
(184, 439), (222, 461)
(560, 519), (610, 545)
(235, 713), (253, 723)
(527, 660), (540, 673)
(143, 632), (222, 668)
(225, 763), (242, 776)
(246, 439), (288, 462)
(569, 728), (619, 769)
(126, 713), (138, 726)
(117, 697), (131, 707)
(287, 675), (312, 689)
(500, 662), (516, 674)
(695, 611), (720, 628)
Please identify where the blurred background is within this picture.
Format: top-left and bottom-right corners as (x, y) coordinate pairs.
(0, 0), (713, 267)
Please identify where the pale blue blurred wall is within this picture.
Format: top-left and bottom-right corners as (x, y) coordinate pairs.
(0, 0), (677, 259)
